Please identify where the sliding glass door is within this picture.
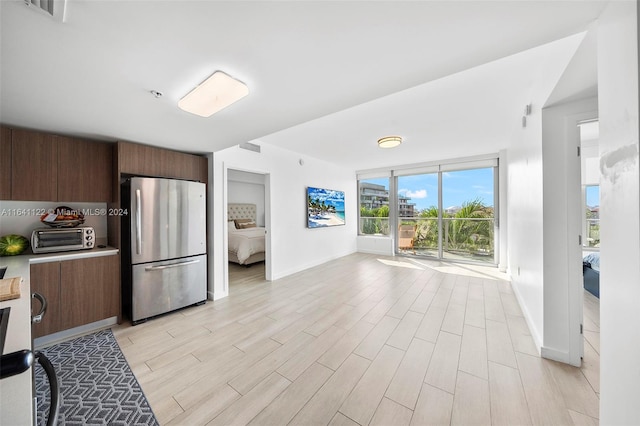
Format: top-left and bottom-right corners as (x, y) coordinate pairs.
(395, 163), (497, 265)
(441, 167), (495, 263)
(396, 173), (439, 257)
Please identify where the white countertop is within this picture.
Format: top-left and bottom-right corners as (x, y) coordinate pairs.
(0, 244), (118, 426)
(27, 245), (119, 264)
(0, 271), (33, 426)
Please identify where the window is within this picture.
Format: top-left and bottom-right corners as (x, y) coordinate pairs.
(584, 185), (600, 248)
(358, 177), (390, 236)
(359, 156), (499, 265)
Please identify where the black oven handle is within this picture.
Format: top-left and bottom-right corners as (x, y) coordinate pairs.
(0, 349), (34, 378)
(0, 350), (59, 425)
(32, 292), (47, 324)
(35, 350), (60, 426)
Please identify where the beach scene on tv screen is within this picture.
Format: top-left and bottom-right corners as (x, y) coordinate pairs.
(307, 187), (345, 228)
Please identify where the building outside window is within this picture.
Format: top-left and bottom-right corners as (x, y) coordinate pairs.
(358, 179), (391, 236)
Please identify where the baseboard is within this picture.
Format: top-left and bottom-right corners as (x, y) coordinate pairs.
(211, 290), (228, 301)
(541, 346), (579, 366)
(510, 282), (543, 356)
(34, 316), (118, 349)
(272, 249), (357, 281)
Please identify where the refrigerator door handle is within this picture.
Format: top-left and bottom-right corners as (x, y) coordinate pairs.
(144, 259), (201, 271)
(135, 189), (142, 255)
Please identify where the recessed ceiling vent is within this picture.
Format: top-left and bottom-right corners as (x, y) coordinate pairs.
(239, 142), (261, 153)
(25, 0), (67, 22)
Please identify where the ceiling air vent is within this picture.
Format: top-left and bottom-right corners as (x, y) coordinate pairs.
(25, 0), (67, 22)
(239, 142), (261, 153)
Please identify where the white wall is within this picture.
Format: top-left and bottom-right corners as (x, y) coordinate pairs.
(209, 142), (358, 300)
(597, 1), (640, 423)
(498, 149), (509, 272)
(356, 235), (394, 256)
(0, 200), (108, 240)
(227, 169), (266, 226)
(541, 97), (598, 366)
(507, 30), (594, 357)
(507, 105), (545, 351)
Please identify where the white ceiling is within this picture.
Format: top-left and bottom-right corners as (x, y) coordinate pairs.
(0, 1), (605, 170)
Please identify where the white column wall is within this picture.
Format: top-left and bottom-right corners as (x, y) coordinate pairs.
(507, 108), (545, 350)
(505, 33), (587, 353)
(598, 1), (640, 423)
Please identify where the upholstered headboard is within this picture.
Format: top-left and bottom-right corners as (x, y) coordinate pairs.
(228, 203), (257, 221)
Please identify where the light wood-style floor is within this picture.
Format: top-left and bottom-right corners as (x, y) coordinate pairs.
(113, 253), (600, 425)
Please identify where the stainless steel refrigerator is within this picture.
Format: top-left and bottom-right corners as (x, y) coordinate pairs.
(121, 177), (207, 324)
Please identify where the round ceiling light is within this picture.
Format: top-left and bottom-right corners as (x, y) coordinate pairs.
(377, 136), (402, 149)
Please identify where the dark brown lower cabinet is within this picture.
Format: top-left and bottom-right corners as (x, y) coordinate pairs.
(30, 255), (120, 338)
(30, 262), (62, 339)
(60, 256), (119, 329)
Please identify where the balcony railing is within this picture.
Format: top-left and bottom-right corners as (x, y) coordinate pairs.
(359, 216), (390, 236)
(442, 217), (494, 262)
(360, 215), (495, 263)
(399, 217), (495, 263)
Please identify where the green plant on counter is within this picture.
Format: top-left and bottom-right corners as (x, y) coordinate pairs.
(0, 234), (30, 256)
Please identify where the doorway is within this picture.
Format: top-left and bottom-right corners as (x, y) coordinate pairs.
(578, 119), (600, 391)
(225, 168), (270, 292)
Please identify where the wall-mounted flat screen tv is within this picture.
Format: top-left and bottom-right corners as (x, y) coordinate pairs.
(307, 186), (345, 228)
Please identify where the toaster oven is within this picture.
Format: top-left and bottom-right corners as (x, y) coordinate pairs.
(31, 226), (95, 254)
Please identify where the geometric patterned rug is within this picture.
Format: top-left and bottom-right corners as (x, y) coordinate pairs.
(34, 329), (159, 426)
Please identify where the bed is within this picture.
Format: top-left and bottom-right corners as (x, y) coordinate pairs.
(227, 203), (266, 266)
(583, 252), (600, 298)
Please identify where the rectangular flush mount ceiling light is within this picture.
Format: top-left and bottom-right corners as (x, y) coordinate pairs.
(178, 71), (249, 117)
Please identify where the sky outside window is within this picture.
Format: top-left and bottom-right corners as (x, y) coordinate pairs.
(586, 185), (599, 207)
(442, 168), (494, 210)
(397, 168), (494, 211)
(398, 173), (438, 211)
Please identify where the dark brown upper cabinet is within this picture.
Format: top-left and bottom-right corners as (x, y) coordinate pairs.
(118, 141), (208, 184)
(57, 136), (113, 202)
(0, 126), (11, 199)
(11, 129), (58, 201)
(2, 127), (114, 202)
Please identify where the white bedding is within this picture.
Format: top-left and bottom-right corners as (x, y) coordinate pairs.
(583, 252), (600, 273)
(228, 227), (265, 264)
